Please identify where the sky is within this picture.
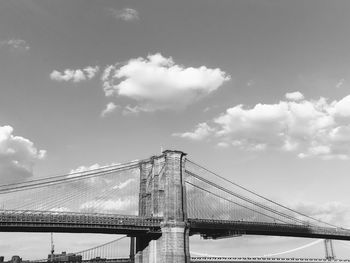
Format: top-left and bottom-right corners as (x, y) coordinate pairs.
(1, 0), (350, 259)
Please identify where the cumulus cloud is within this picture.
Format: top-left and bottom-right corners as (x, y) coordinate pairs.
(175, 92), (350, 160)
(101, 102), (119, 117)
(285, 91), (304, 101)
(102, 53), (230, 112)
(173, 122), (214, 141)
(0, 39), (30, 52)
(109, 8), (139, 21)
(50, 66), (99, 83)
(0, 125), (46, 184)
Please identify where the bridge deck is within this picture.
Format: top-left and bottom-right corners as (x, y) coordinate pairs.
(1, 211), (350, 241)
(0, 210), (161, 235)
(189, 219), (350, 240)
(190, 258), (350, 263)
(30, 257), (350, 263)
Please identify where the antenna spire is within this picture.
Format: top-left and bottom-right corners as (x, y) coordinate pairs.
(50, 232), (55, 261)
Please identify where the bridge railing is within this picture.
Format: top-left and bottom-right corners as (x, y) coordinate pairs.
(0, 210), (162, 226)
(190, 257), (350, 262)
(188, 218), (350, 240)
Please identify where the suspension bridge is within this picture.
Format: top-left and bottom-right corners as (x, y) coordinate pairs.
(0, 150), (349, 263)
(27, 236), (350, 263)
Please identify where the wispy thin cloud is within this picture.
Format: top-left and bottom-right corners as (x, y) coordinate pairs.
(109, 8), (139, 21)
(101, 102), (119, 117)
(0, 39), (30, 52)
(336, 78), (345, 89)
(50, 66), (99, 83)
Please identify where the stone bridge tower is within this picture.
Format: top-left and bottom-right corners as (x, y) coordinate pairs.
(135, 150), (190, 263)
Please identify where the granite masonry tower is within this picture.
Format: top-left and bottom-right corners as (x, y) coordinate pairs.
(135, 150), (190, 263)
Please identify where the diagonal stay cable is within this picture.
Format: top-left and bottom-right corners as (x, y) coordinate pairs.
(0, 161), (139, 190)
(186, 181), (290, 224)
(5, 169), (111, 211)
(0, 163), (140, 194)
(0, 158), (148, 189)
(187, 159), (339, 228)
(186, 170), (311, 226)
(17, 174), (107, 211)
(14, 180), (88, 211)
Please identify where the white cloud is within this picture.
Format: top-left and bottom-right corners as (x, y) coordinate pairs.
(292, 201), (350, 228)
(122, 105), (146, 115)
(0, 39), (30, 51)
(50, 66), (99, 83)
(285, 91), (304, 101)
(336, 78), (345, 89)
(69, 163), (102, 175)
(176, 93), (350, 160)
(173, 122), (214, 140)
(0, 125), (46, 184)
(332, 95), (350, 117)
(101, 102), (119, 117)
(110, 8), (139, 21)
(49, 207), (71, 213)
(246, 80), (255, 87)
(80, 198), (137, 213)
(113, 178), (135, 189)
(102, 53), (230, 113)
(67, 163), (106, 187)
(84, 66), (100, 79)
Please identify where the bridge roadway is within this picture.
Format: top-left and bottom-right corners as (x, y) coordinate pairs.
(190, 258), (350, 263)
(75, 258), (350, 263)
(1, 211), (350, 240)
(189, 219), (350, 240)
(0, 210), (162, 235)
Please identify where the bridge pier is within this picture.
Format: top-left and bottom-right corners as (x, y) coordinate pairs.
(324, 239), (336, 260)
(135, 150), (190, 263)
(135, 224), (189, 263)
(161, 222), (190, 263)
(130, 237), (135, 261)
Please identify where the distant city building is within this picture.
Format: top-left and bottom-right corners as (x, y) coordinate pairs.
(0, 256), (4, 263)
(48, 252), (82, 263)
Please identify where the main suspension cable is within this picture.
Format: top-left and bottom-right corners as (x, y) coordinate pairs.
(0, 163), (140, 194)
(186, 181), (289, 224)
(187, 159), (339, 228)
(186, 170), (312, 226)
(0, 157), (148, 189)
